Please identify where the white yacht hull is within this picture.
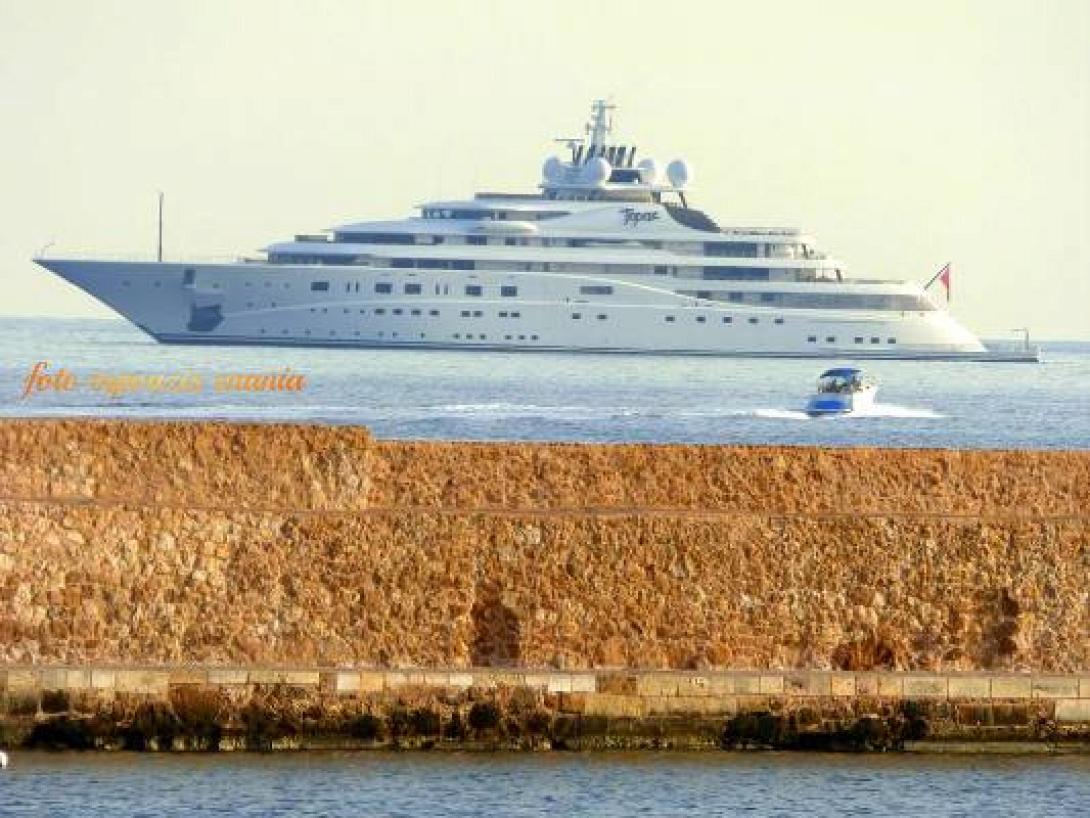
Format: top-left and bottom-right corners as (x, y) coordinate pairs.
(37, 259), (1036, 361)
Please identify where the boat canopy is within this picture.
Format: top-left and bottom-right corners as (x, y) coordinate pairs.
(816, 368), (870, 394)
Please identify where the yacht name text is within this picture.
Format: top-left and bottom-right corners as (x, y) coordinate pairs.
(620, 208), (660, 227)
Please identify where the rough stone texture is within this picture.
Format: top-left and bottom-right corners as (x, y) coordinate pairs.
(4, 419), (1088, 515)
(0, 419), (1087, 672)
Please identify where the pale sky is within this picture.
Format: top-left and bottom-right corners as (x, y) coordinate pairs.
(1, 0), (1087, 339)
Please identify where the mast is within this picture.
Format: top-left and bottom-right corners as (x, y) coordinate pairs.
(587, 99), (614, 153)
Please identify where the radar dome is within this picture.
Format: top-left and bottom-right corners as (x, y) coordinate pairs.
(543, 156), (566, 184)
(636, 158), (660, 185)
(666, 159), (692, 188)
(581, 157), (612, 185)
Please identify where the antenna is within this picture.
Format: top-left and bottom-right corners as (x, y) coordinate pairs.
(157, 191), (164, 262)
(587, 99), (616, 150)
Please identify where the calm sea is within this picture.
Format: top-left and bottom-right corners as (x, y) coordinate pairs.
(1, 751), (1089, 817)
(0, 317), (1087, 449)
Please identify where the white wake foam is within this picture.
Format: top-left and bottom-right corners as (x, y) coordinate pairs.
(753, 403), (943, 420)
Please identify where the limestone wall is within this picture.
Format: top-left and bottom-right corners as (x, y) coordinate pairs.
(0, 420), (1087, 672)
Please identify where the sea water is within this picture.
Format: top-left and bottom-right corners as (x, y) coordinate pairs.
(1, 318), (1087, 449)
(0, 751), (1088, 817)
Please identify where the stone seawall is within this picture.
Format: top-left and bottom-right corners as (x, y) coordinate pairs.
(2, 418), (1089, 751)
(3, 665), (1089, 753)
(1, 419), (1087, 674)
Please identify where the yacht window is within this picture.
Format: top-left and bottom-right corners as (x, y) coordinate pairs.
(465, 285), (483, 296)
(392, 259), (413, 268)
(501, 285), (518, 297)
(375, 282), (392, 294)
(748, 318), (759, 324)
(597, 314), (607, 320)
(429, 309), (440, 316)
(451, 259), (475, 270)
(774, 318), (784, 324)
(871, 337), (880, 344)
(826, 336), (835, 343)
(704, 267), (771, 281)
(183, 268), (196, 285)
(404, 283), (422, 294)
(760, 293), (778, 303)
(472, 310), (483, 317)
(696, 316), (706, 323)
(572, 313), (582, 319)
(722, 316), (732, 323)
(460, 310), (471, 317)
(510, 312), (521, 318)
(499, 311), (508, 318)
(311, 281), (329, 291)
(728, 293), (743, 302)
(411, 309), (421, 316)
(339, 232), (414, 244)
(375, 308), (386, 315)
(705, 241), (760, 258)
(392, 308), (402, 315)
(808, 336), (817, 343)
(467, 236), (486, 246)
(665, 316), (675, 323)
(580, 285), (613, 296)
(654, 266), (668, 275)
(504, 238), (517, 246)
(855, 337), (864, 344)
(887, 338), (897, 344)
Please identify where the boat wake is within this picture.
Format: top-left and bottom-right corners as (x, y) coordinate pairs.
(754, 403), (943, 421)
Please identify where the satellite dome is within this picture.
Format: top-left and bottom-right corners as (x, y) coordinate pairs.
(636, 158), (660, 185)
(581, 156), (612, 185)
(542, 156), (566, 184)
(666, 159), (692, 188)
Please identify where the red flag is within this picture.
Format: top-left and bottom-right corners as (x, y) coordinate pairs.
(925, 263), (952, 302)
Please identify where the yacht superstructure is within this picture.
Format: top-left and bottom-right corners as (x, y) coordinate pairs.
(36, 101), (1037, 361)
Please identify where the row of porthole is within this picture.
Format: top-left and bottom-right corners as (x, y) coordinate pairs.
(252, 328), (541, 343)
(665, 315), (785, 325)
(291, 306), (530, 321)
(808, 335), (897, 345)
(246, 306), (796, 327)
(452, 333), (539, 341)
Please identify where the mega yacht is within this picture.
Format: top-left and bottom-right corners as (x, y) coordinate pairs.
(36, 101), (1038, 361)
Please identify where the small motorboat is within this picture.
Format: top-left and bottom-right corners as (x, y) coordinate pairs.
(805, 368), (877, 416)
